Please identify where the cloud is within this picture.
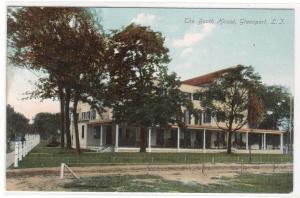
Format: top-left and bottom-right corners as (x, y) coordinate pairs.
(180, 48), (193, 57)
(172, 23), (215, 48)
(131, 13), (156, 25)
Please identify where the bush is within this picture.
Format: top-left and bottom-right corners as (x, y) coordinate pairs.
(46, 136), (60, 147)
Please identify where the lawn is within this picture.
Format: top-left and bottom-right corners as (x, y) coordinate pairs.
(62, 172), (293, 193)
(14, 142), (293, 169)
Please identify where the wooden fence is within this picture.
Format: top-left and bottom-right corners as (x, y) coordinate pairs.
(13, 134), (40, 168)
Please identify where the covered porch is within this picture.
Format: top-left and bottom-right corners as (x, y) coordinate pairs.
(86, 122), (284, 154)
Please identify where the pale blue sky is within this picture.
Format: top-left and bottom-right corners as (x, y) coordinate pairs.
(7, 8), (294, 120)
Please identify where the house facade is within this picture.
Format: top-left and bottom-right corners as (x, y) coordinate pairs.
(70, 67), (285, 154)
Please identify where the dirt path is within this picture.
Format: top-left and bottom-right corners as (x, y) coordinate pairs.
(6, 163), (293, 191)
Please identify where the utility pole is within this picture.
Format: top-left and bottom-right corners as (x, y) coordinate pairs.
(289, 96), (293, 154)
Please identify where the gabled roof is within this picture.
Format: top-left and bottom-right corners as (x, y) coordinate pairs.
(181, 66), (238, 86)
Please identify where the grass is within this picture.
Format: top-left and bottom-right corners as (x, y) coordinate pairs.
(62, 172), (293, 193)
(14, 141), (293, 169)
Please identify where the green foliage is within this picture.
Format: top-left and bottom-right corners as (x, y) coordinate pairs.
(200, 65), (261, 132)
(6, 105), (33, 151)
(7, 7), (108, 151)
(199, 65), (261, 154)
(32, 112), (60, 140)
(257, 85), (293, 130)
(106, 24), (190, 128)
(8, 7), (107, 107)
(6, 104), (31, 140)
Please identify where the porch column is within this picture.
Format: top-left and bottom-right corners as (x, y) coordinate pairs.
(261, 133), (264, 150)
(100, 125), (103, 147)
(264, 133), (266, 150)
(148, 127), (152, 152)
(115, 124), (119, 152)
(203, 129), (206, 153)
(280, 133), (283, 153)
(246, 132), (249, 151)
(177, 127), (180, 151)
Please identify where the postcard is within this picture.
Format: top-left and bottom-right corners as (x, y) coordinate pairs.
(5, 1), (296, 196)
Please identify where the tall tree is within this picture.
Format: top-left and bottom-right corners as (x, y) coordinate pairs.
(257, 85), (293, 151)
(106, 24), (192, 152)
(66, 12), (107, 155)
(7, 7), (75, 148)
(200, 65), (261, 154)
(257, 85), (292, 130)
(7, 7), (103, 150)
(32, 112), (60, 139)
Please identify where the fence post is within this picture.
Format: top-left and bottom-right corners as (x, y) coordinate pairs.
(23, 141), (26, 157)
(14, 142), (19, 168)
(60, 163), (65, 179)
(241, 160), (244, 174)
(30, 136), (32, 151)
(19, 142), (23, 161)
(26, 140), (29, 155)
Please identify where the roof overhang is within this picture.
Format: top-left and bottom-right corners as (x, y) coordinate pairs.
(170, 124), (285, 134)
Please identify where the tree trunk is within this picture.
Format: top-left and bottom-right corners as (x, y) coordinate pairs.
(140, 127), (147, 152)
(72, 92), (81, 155)
(64, 88), (72, 149)
(58, 86), (65, 148)
(227, 131), (232, 154)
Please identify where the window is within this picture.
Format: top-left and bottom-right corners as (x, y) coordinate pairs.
(182, 92), (192, 100)
(216, 112), (226, 122)
(183, 110), (191, 125)
(194, 111), (202, 125)
(204, 109), (211, 123)
(234, 114), (244, 124)
(94, 126), (100, 139)
(91, 110), (96, 120)
(193, 93), (202, 101)
(82, 125), (85, 138)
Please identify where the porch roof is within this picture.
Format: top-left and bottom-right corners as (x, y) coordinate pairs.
(171, 124), (285, 134)
(88, 120), (113, 126)
(86, 120), (284, 134)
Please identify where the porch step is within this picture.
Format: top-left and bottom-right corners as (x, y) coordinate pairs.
(88, 145), (115, 153)
(100, 145), (115, 153)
